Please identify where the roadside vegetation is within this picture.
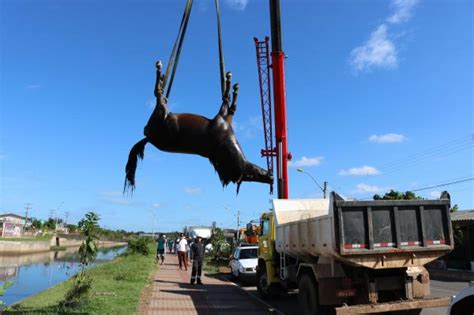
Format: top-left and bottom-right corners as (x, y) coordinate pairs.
(203, 228), (231, 274)
(5, 245), (156, 314)
(5, 211), (156, 315)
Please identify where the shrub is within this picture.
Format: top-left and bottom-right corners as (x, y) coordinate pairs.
(127, 237), (152, 256)
(61, 212), (99, 309)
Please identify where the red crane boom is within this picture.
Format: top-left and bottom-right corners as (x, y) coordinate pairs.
(255, 0), (290, 199)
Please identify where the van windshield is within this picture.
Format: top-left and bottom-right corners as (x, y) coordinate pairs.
(239, 248), (257, 259)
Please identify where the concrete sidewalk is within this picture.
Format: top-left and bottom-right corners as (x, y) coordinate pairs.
(139, 254), (270, 315)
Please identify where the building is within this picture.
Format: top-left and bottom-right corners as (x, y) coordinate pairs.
(448, 209), (474, 271)
(0, 213), (32, 237)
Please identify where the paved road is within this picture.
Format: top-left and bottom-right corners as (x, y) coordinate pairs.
(224, 275), (469, 314)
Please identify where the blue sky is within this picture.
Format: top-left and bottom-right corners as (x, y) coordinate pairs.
(1, 0), (472, 232)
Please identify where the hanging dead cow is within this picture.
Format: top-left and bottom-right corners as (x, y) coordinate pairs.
(124, 61), (273, 193)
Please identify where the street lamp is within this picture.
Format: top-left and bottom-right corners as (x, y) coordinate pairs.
(296, 168), (327, 199)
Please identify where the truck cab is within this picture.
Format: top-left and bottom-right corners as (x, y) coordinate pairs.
(257, 211), (281, 296)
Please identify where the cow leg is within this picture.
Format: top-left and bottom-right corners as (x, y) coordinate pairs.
(226, 83), (239, 124)
(217, 72), (232, 118)
(153, 61), (169, 119)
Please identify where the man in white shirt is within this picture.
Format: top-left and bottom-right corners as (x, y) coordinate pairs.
(177, 234), (188, 271)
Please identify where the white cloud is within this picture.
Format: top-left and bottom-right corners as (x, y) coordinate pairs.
(428, 191), (441, 199)
(350, 24), (397, 72)
(355, 183), (388, 194)
(146, 99), (155, 110)
(225, 0), (248, 10)
(350, 0), (418, 73)
(152, 203), (161, 209)
(339, 166), (381, 176)
(289, 156), (324, 168)
(369, 133), (406, 143)
(184, 186), (202, 196)
(233, 115), (262, 139)
(99, 191), (136, 206)
(387, 0), (419, 24)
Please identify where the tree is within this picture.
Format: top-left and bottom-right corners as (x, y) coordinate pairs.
(61, 212), (100, 308)
(66, 224), (78, 233)
(373, 190), (424, 200)
(210, 228), (229, 258)
(31, 219), (42, 230)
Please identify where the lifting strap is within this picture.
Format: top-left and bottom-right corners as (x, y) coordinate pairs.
(162, 0), (227, 100)
(214, 0), (226, 97)
(163, 0), (193, 99)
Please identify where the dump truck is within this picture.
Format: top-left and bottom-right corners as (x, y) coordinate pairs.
(256, 191), (454, 314)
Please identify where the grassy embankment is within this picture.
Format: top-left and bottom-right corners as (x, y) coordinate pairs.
(5, 244), (156, 314)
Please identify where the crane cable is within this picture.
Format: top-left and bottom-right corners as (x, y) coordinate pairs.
(163, 0), (193, 99)
(215, 0), (226, 97)
(162, 0), (227, 100)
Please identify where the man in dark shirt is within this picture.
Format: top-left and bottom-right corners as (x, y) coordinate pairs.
(190, 236), (205, 285)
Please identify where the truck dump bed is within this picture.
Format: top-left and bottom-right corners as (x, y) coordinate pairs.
(274, 192), (453, 269)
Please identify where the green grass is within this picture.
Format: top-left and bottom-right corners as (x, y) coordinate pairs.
(5, 246), (156, 315)
(0, 235), (53, 242)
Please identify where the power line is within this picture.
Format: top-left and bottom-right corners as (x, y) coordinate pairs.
(357, 176), (473, 200)
(381, 138), (472, 174)
(411, 177), (474, 192)
(379, 135), (472, 171)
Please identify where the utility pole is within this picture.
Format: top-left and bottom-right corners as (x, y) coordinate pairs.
(65, 211), (70, 225)
(236, 209), (240, 243)
(323, 181), (328, 199)
(150, 210), (156, 239)
(55, 202), (64, 234)
(24, 203), (32, 230)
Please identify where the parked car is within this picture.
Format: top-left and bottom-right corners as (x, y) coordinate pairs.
(448, 282), (474, 315)
(229, 245), (258, 282)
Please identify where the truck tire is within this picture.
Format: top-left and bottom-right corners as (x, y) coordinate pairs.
(256, 263), (279, 299)
(298, 274), (326, 315)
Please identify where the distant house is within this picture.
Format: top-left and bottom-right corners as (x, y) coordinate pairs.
(0, 213), (32, 237)
(448, 209), (474, 271)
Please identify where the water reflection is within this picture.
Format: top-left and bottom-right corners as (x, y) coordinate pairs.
(0, 246), (126, 306)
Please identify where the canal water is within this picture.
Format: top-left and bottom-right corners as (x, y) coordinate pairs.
(0, 246), (126, 306)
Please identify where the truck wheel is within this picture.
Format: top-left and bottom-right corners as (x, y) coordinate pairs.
(256, 263), (279, 299)
(298, 274), (325, 315)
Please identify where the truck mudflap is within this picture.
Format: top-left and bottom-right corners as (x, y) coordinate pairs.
(335, 297), (451, 314)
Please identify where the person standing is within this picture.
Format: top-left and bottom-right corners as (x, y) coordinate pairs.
(156, 234), (166, 265)
(167, 238), (174, 254)
(177, 234), (188, 271)
(190, 236), (205, 285)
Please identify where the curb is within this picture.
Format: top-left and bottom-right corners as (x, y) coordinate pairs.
(428, 269), (474, 282)
(217, 274), (286, 315)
